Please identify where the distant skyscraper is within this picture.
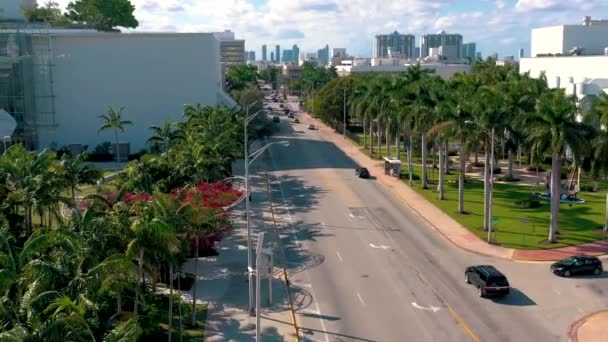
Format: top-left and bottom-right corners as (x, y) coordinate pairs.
(475, 52), (483, 60)
(421, 31), (463, 60)
(292, 44), (300, 62)
(317, 44), (330, 65)
(461, 42), (477, 60)
(519, 48), (525, 58)
(491, 52), (499, 60)
(332, 48), (347, 58)
(282, 49), (293, 62)
(262, 45), (267, 61)
(373, 31), (415, 58)
(415, 47), (421, 58)
(247, 51), (255, 61)
(270, 51), (275, 62)
(275, 45), (281, 63)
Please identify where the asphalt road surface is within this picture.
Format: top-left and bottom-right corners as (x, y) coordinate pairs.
(261, 100), (608, 342)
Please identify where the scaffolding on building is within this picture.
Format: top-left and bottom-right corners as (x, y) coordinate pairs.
(0, 22), (55, 150)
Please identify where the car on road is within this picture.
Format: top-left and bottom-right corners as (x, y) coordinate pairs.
(266, 106), (272, 110)
(284, 108), (290, 114)
(279, 104), (284, 108)
(465, 265), (510, 298)
(272, 116), (280, 123)
(551, 255), (603, 277)
(307, 124), (316, 130)
(288, 113), (294, 119)
(355, 167), (370, 178)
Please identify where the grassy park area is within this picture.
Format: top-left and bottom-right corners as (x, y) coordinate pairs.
(348, 135), (607, 249)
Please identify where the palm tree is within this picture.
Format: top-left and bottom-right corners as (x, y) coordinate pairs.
(60, 153), (102, 202)
(148, 120), (177, 153)
(587, 93), (608, 231)
(526, 90), (589, 242)
(98, 106), (134, 170)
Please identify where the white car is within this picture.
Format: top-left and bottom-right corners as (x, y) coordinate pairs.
(308, 124), (316, 130)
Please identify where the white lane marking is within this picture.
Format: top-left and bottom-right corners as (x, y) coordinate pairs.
(348, 213), (355, 219)
(369, 243), (391, 250)
(336, 251), (343, 262)
(411, 302), (441, 313)
(357, 292), (367, 307)
(267, 148), (331, 342)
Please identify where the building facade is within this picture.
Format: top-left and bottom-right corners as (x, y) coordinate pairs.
(531, 16), (608, 57)
(461, 42), (477, 61)
(275, 44), (280, 63)
(317, 44), (330, 66)
(292, 44), (300, 63)
(0, 28), (230, 151)
(213, 30), (245, 66)
(261, 44), (267, 61)
(332, 48), (347, 58)
(282, 49), (293, 63)
(420, 31), (462, 60)
(373, 31), (415, 58)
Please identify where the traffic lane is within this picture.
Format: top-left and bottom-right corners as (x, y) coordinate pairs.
(267, 133), (474, 341)
(269, 126), (561, 341)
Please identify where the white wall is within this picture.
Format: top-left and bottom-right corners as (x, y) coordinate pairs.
(350, 64), (470, 79)
(531, 26), (564, 56)
(563, 25), (608, 55)
(520, 56), (608, 97)
(37, 32), (222, 152)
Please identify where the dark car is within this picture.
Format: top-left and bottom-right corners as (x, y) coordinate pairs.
(551, 255), (603, 277)
(266, 106), (272, 110)
(279, 104), (284, 108)
(284, 108), (290, 114)
(355, 167), (370, 179)
(465, 265), (510, 298)
(272, 116), (280, 123)
(288, 113), (294, 119)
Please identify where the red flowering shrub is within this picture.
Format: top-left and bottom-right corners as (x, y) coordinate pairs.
(122, 192), (153, 205)
(172, 181), (243, 209)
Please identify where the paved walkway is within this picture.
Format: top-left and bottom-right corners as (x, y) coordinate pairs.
(300, 111), (608, 262)
(179, 142), (298, 341)
(568, 311), (608, 342)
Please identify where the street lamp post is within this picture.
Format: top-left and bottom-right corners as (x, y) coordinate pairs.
(343, 88), (347, 138)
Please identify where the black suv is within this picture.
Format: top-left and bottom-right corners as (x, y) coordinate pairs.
(551, 255), (603, 277)
(465, 265), (510, 298)
(355, 167), (370, 179)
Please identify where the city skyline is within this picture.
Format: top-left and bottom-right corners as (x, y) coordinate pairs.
(48, 0), (608, 60)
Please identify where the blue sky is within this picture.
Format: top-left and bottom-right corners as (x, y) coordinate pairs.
(55, 0), (608, 59)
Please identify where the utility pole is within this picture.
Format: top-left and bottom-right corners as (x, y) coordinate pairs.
(488, 127), (495, 243)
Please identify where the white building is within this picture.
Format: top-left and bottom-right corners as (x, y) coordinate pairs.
(298, 52), (318, 66)
(521, 17), (608, 110)
(421, 31), (462, 60)
(531, 16), (608, 57)
(1, 28), (233, 151)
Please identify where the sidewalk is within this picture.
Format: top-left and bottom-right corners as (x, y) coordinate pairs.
(301, 111), (608, 262)
(568, 311), (608, 342)
(180, 146), (298, 341)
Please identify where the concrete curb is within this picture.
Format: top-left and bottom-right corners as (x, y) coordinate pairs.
(568, 310), (608, 342)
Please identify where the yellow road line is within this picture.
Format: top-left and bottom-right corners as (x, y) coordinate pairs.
(447, 305), (481, 342)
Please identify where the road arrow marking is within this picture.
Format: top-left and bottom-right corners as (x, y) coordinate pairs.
(369, 243), (391, 250)
(411, 302), (441, 312)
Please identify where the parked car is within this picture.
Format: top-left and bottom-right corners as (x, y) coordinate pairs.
(266, 106), (272, 110)
(465, 265), (510, 298)
(288, 113), (294, 119)
(279, 104), (284, 108)
(272, 116), (280, 123)
(284, 108), (290, 114)
(355, 167), (370, 178)
(551, 255), (603, 277)
(307, 124), (316, 130)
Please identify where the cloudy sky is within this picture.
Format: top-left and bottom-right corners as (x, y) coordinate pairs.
(53, 0), (608, 59)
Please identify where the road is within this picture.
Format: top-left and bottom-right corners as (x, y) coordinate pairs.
(261, 99), (608, 342)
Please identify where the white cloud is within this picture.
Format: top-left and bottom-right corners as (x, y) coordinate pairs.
(50, 0), (608, 58)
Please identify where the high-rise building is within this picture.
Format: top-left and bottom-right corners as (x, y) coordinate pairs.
(373, 31), (416, 58)
(461, 42), (476, 61)
(317, 44), (330, 66)
(415, 47), (421, 58)
(282, 49), (293, 63)
(292, 45), (300, 62)
(421, 31), (463, 60)
(270, 51), (275, 63)
(519, 48), (525, 59)
(332, 48), (347, 58)
(475, 52), (483, 60)
(275, 45), (281, 63)
(213, 30), (245, 66)
(262, 45), (267, 61)
(247, 51), (255, 62)
(491, 52), (499, 60)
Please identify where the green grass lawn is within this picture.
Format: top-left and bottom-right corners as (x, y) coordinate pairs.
(347, 131), (608, 249)
(404, 166), (606, 249)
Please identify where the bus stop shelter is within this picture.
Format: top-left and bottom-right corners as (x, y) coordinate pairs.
(383, 157), (402, 178)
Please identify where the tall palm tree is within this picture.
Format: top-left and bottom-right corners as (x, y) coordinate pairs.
(98, 106), (134, 170)
(526, 90), (589, 242)
(148, 120), (177, 153)
(587, 93), (608, 231)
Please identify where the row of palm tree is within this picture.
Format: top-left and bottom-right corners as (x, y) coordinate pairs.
(0, 105), (245, 340)
(332, 60), (608, 243)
